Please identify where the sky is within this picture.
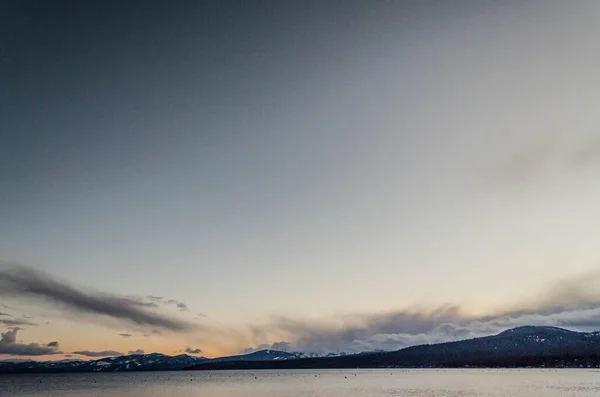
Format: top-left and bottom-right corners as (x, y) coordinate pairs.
(1, 0), (600, 360)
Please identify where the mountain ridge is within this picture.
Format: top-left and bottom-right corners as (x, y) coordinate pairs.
(187, 325), (600, 370)
(2, 326), (600, 373)
(0, 349), (349, 374)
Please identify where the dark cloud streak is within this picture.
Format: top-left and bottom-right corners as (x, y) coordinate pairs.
(0, 318), (37, 326)
(143, 329), (163, 337)
(0, 263), (197, 331)
(72, 350), (123, 357)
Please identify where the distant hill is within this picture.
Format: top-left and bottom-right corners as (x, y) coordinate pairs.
(0, 353), (206, 374)
(3, 326), (600, 373)
(0, 349), (341, 374)
(187, 326), (600, 370)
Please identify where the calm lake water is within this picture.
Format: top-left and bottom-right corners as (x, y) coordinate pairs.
(1, 369), (600, 397)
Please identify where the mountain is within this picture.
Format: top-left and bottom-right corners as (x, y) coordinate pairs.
(187, 326), (600, 370)
(210, 349), (353, 362)
(4, 326), (600, 373)
(0, 358), (87, 373)
(295, 351), (352, 358)
(209, 349), (306, 362)
(0, 349), (320, 374)
(0, 353), (206, 374)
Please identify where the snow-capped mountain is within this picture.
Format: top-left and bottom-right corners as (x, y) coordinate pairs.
(80, 353), (206, 372)
(188, 326), (600, 370)
(0, 358), (86, 373)
(0, 349), (323, 373)
(210, 349), (353, 362)
(293, 351), (351, 358)
(209, 349), (305, 362)
(5, 326), (596, 373)
(0, 353), (205, 374)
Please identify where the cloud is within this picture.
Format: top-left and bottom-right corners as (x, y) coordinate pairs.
(128, 299), (159, 309)
(184, 347), (202, 354)
(1, 328), (20, 344)
(570, 137), (600, 168)
(119, 333), (133, 338)
(0, 319), (37, 326)
(499, 270), (600, 317)
(166, 300), (189, 311)
(0, 328), (62, 356)
(242, 344), (269, 354)
(492, 135), (600, 186)
(146, 296), (189, 311)
(128, 349), (145, 355)
(72, 350), (123, 357)
(0, 312), (9, 316)
(260, 309), (577, 353)
(242, 271), (600, 354)
(270, 341), (293, 351)
(143, 329), (162, 337)
(261, 305), (464, 353)
(0, 263), (197, 331)
(242, 341), (293, 354)
(497, 138), (558, 183)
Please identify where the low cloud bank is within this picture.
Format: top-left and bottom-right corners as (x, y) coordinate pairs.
(243, 271), (600, 353)
(0, 328), (62, 356)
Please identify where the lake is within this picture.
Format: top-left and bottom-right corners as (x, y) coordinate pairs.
(1, 369), (600, 397)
